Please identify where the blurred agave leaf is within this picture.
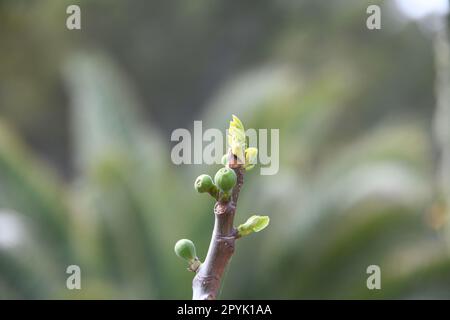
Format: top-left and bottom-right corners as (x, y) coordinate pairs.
(199, 63), (438, 299)
(282, 122), (432, 238)
(228, 203), (447, 299)
(203, 66), (296, 127)
(227, 118), (431, 247)
(373, 256), (450, 299)
(316, 122), (431, 181)
(0, 209), (72, 299)
(63, 51), (193, 298)
(63, 51), (164, 173)
(0, 120), (73, 263)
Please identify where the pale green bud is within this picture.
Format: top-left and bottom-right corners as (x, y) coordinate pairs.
(228, 115), (246, 163)
(237, 215), (270, 237)
(221, 154), (228, 166)
(244, 147), (258, 171)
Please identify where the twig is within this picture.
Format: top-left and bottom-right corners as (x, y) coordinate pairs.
(192, 156), (244, 300)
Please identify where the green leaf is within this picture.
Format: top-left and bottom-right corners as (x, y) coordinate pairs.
(237, 215), (270, 237)
(244, 147), (258, 171)
(228, 115), (246, 162)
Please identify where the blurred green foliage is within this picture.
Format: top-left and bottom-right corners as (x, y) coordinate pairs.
(0, 0), (449, 299)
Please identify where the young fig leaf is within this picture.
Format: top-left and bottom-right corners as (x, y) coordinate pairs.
(237, 215), (270, 237)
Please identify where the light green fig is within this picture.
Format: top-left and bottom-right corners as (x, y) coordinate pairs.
(174, 239), (197, 262)
(194, 174), (214, 193)
(214, 167), (237, 192)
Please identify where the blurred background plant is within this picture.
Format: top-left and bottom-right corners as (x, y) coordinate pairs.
(0, 0), (450, 299)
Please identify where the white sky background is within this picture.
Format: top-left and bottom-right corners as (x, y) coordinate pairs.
(0, 210), (24, 249)
(394, 0), (449, 19)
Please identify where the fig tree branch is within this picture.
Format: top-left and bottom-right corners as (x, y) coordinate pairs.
(174, 115), (269, 300)
(192, 155), (243, 300)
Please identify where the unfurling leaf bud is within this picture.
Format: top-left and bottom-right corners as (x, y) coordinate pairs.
(214, 167), (237, 192)
(194, 174), (214, 193)
(244, 147), (258, 171)
(228, 115), (246, 163)
(237, 215), (270, 237)
(221, 154), (228, 166)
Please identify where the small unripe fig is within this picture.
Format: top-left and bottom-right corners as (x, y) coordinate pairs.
(194, 174), (214, 193)
(174, 239), (197, 262)
(214, 167), (237, 192)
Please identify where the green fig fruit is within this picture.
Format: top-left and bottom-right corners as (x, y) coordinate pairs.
(214, 167), (237, 192)
(194, 174), (214, 193)
(174, 239), (197, 262)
